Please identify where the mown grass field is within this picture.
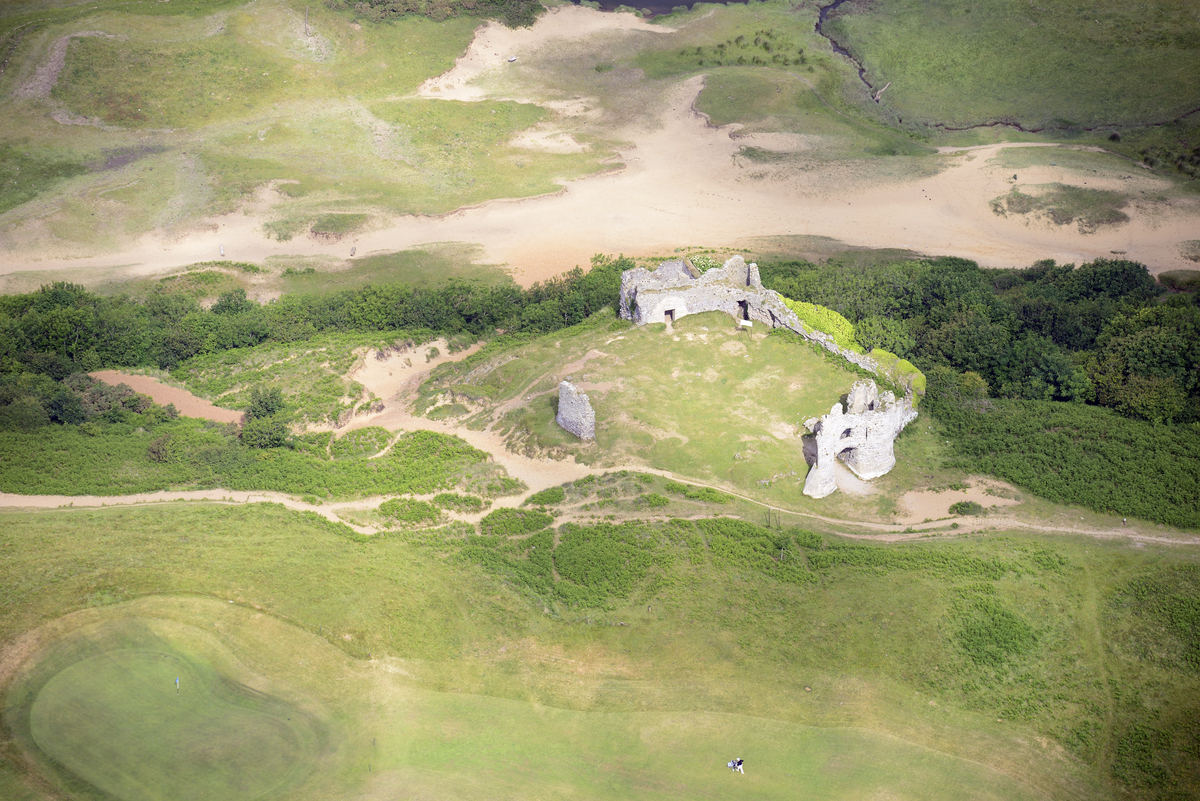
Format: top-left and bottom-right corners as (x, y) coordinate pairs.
(2, 502), (1197, 799)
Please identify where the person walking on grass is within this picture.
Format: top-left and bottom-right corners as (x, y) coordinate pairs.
(727, 758), (744, 774)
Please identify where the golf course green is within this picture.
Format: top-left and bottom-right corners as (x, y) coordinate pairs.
(11, 616), (326, 801)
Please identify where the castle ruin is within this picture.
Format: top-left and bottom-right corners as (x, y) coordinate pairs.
(618, 256), (918, 498)
(801, 379), (917, 498)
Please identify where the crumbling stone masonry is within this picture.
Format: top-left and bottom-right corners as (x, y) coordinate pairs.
(802, 380), (917, 499)
(556, 380), (595, 440)
(618, 256), (920, 498)
(619, 256), (892, 379)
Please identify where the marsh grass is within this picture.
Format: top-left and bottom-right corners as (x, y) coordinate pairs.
(694, 69), (931, 161)
(309, 212), (368, 237)
(991, 184), (1129, 233)
(823, 0), (1200, 130)
(1177, 241), (1200, 263)
(1, 4), (612, 247)
(277, 246), (513, 294)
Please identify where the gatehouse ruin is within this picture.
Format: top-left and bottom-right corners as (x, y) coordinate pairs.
(801, 379), (917, 498)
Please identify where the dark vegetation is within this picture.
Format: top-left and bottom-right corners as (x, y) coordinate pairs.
(679, 29), (808, 69)
(761, 256), (1200, 527)
(432, 492), (488, 513)
(664, 481), (731, 504)
(478, 507), (553, 537)
(324, 0), (543, 28)
(0, 417), (488, 498)
(523, 486), (565, 506)
(379, 497), (441, 526)
(0, 255), (628, 467)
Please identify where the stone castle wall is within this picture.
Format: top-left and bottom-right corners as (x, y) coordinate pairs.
(801, 380), (917, 498)
(618, 257), (919, 498)
(619, 256), (899, 387)
(556, 380), (595, 440)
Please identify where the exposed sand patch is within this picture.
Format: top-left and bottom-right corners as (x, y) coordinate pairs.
(88, 371), (243, 424)
(347, 339), (482, 405)
(509, 127), (589, 153)
(896, 479), (1021, 525)
(416, 5), (668, 102)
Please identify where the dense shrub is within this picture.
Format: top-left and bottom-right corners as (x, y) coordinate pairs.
(478, 508), (553, 536)
(379, 498), (441, 527)
(524, 486), (566, 506)
(953, 597), (1038, 667)
(432, 492), (488, 513)
(664, 481), (731, 504)
(949, 500), (985, 516)
(638, 493), (670, 508)
(331, 427), (392, 459)
(928, 397), (1200, 528)
(553, 523), (657, 598)
(0, 421), (489, 498)
(692, 518), (814, 584)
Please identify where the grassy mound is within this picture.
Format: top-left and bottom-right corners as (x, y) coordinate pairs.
(419, 312), (860, 494)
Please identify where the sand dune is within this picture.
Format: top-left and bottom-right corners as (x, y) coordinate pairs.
(1, 5), (1196, 287)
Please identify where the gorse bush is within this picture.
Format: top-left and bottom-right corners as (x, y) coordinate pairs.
(949, 500), (985, 516)
(331, 427), (392, 459)
(953, 597), (1038, 667)
(379, 498), (441, 527)
(553, 523), (659, 599)
(478, 508), (553, 537)
(1111, 565), (1200, 673)
(929, 397), (1200, 528)
(432, 492), (488, 513)
(664, 481), (731, 504)
(523, 486), (566, 506)
(0, 419), (490, 499)
(459, 522), (665, 608)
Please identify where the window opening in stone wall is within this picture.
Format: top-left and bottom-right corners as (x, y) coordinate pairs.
(738, 300), (749, 320)
(841, 428), (853, 439)
(664, 309), (675, 323)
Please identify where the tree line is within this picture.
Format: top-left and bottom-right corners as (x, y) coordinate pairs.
(759, 257), (1199, 424)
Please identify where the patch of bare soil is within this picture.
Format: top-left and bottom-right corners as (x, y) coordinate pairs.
(895, 479), (1021, 525)
(13, 31), (113, 99)
(89, 371), (243, 424)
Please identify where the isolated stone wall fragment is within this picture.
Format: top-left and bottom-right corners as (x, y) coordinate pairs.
(556, 380), (595, 440)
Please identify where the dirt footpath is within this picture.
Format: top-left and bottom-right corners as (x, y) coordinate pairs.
(89, 371), (243, 424)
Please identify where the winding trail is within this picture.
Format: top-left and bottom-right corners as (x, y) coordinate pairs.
(5, 339), (1196, 547)
(2, 467), (1193, 547)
